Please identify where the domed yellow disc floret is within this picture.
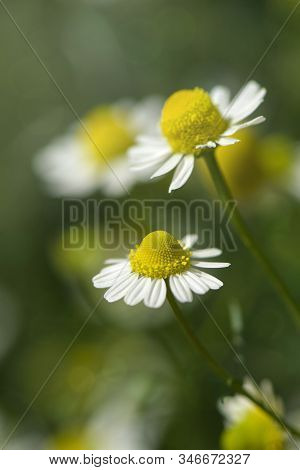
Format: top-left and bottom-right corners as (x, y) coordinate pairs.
(161, 88), (228, 154)
(78, 106), (134, 164)
(129, 231), (191, 279)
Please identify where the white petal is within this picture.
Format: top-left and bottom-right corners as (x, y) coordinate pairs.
(144, 278), (167, 309)
(191, 248), (222, 259)
(188, 269), (223, 290)
(181, 271), (209, 295)
(192, 261), (230, 269)
(130, 160), (167, 173)
(93, 273), (119, 288)
(169, 275), (193, 303)
(129, 149), (170, 171)
(97, 262), (128, 276)
(129, 151), (170, 170)
(216, 137), (240, 147)
(132, 143), (169, 153)
(231, 99), (265, 124)
(150, 153), (182, 179)
(129, 146), (170, 162)
(210, 86), (231, 115)
(181, 234), (198, 249)
(218, 395), (251, 424)
(168, 155), (195, 193)
(124, 276), (151, 306)
(192, 270), (223, 289)
(104, 273), (138, 303)
(229, 91), (266, 124)
(226, 81), (266, 121)
(92, 263), (130, 288)
(232, 81), (261, 106)
(222, 116), (266, 136)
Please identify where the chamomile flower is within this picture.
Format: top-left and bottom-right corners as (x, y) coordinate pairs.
(92, 230), (230, 309)
(129, 81), (266, 193)
(218, 378), (286, 450)
(34, 97), (161, 197)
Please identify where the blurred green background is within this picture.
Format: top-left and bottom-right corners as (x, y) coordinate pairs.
(0, 0), (300, 449)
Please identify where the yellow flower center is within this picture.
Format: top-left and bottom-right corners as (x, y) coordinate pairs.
(129, 231), (190, 279)
(161, 88), (228, 154)
(78, 106), (135, 165)
(221, 407), (285, 450)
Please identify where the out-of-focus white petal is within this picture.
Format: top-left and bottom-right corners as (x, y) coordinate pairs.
(218, 395), (252, 425)
(33, 134), (99, 197)
(135, 134), (166, 146)
(181, 234), (198, 249)
(128, 96), (163, 134)
(210, 85), (231, 115)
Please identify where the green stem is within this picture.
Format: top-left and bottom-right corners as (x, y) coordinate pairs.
(167, 290), (230, 384)
(167, 289), (300, 439)
(204, 150), (300, 327)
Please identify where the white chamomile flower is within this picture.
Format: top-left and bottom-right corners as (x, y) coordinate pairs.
(218, 377), (286, 450)
(92, 230), (230, 309)
(129, 81), (266, 193)
(34, 96), (162, 197)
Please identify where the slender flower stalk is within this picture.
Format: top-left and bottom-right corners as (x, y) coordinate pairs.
(204, 150), (300, 327)
(166, 288), (300, 439)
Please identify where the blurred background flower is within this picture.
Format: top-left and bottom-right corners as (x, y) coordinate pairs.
(34, 96), (161, 197)
(198, 130), (296, 202)
(0, 0), (300, 450)
(218, 378), (286, 449)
